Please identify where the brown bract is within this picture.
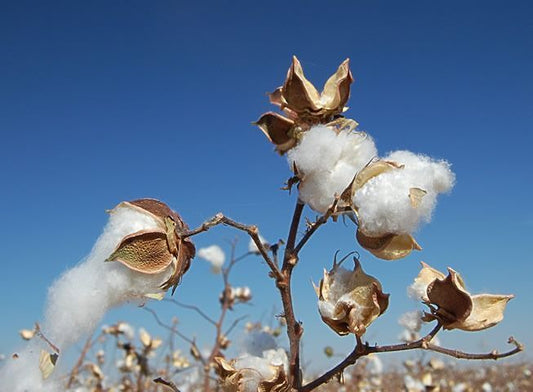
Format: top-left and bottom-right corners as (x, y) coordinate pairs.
(314, 258), (389, 336)
(106, 198), (196, 294)
(413, 262), (514, 331)
(255, 56), (354, 154)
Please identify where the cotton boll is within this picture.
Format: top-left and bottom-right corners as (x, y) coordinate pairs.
(233, 348), (289, 392)
(354, 151), (455, 235)
(0, 206), (174, 391)
(198, 245), (225, 273)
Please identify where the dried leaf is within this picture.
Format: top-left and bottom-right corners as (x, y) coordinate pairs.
(107, 229), (174, 274)
(39, 350), (58, 380)
(411, 261), (446, 302)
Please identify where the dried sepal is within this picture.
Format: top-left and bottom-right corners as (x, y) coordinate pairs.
(107, 229), (174, 274)
(282, 56), (322, 114)
(39, 350), (58, 380)
(410, 261), (446, 302)
(356, 230), (422, 260)
(256, 56), (355, 154)
(107, 198), (196, 294)
(320, 58), (353, 113)
(413, 263), (514, 331)
(253, 112), (297, 154)
(213, 356), (290, 392)
(446, 294), (514, 331)
(426, 268), (472, 325)
(258, 366), (291, 392)
(409, 187), (427, 208)
(315, 258), (389, 336)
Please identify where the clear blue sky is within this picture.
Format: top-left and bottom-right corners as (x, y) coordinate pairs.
(1, 0), (532, 372)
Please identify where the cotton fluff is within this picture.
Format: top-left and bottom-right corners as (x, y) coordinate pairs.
(354, 150), (455, 235)
(0, 206), (174, 392)
(287, 125), (377, 213)
(232, 348), (288, 392)
(198, 245), (225, 273)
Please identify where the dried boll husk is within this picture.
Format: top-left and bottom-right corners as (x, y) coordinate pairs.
(412, 262), (514, 331)
(214, 354), (290, 392)
(106, 198), (195, 294)
(314, 257), (389, 336)
(255, 56), (354, 154)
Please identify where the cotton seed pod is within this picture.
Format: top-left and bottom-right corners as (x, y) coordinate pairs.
(256, 56), (354, 154)
(106, 198), (196, 294)
(214, 354), (291, 392)
(412, 262), (514, 331)
(314, 258), (389, 336)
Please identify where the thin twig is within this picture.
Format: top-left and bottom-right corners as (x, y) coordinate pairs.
(224, 315), (248, 336)
(66, 335), (93, 388)
(302, 323), (523, 391)
(294, 198), (339, 255)
(181, 214), (282, 280)
(142, 307), (200, 355)
(164, 299), (217, 326)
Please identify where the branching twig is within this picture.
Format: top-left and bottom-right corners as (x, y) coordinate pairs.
(181, 214), (282, 280)
(66, 335), (93, 388)
(164, 299), (217, 326)
(301, 323), (524, 391)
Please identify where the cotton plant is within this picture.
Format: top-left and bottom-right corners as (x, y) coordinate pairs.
(0, 56), (523, 392)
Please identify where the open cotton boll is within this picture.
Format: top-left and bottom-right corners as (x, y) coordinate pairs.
(288, 125), (377, 213)
(233, 348), (289, 392)
(354, 150), (455, 235)
(198, 245), (225, 273)
(0, 206), (174, 391)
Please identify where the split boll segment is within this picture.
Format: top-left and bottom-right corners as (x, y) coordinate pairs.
(314, 257), (389, 336)
(106, 198), (196, 294)
(410, 262), (514, 331)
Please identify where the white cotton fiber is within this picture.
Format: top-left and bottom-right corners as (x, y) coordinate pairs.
(287, 126), (377, 213)
(0, 206), (174, 391)
(198, 245), (225, 273)
(354, 150), (455, 235)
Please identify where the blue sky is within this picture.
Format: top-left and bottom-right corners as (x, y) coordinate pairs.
(1, 0), (532, 372)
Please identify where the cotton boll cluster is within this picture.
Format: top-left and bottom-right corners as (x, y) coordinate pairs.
(0, 206), (174, 391)
(287, 125), (377, 213)
(354, 150), (455, 235)
(198, 245), (225, 273)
